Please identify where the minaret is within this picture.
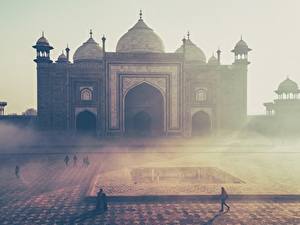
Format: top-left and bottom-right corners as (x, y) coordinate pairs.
(65, 44), (70, 62)
(216, 48), (221, 64)
(182, 35), (186, 60)
(32, 32), (53, 63)
(33, 32), (54, 130)
(102, 35), (106, 53)
(231, 36), (252, 128)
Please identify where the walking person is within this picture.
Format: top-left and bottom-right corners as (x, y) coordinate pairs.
(15, 165), (20, 178)
(64, 155), (70, 166)
(73, 154), (78, 167)
(220, 187), (230, 212)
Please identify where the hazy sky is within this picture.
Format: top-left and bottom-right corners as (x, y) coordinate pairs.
(0, 0), (299, 115)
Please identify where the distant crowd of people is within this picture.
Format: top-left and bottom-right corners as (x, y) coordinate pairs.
(14, 154), (91, 180)
(64, 154), (90, 167)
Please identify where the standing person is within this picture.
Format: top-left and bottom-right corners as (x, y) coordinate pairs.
(15, 165), (20, 178)
(96, 188), (108, 213)
(64, 155), (70, 166)
(220, 187), (230, 212)
(82, 157), (86, 167)
(85, 156), (90, 167)
(73, 154), (77, 167)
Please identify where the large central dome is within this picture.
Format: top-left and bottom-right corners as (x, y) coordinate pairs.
(116, 12), (165, 53)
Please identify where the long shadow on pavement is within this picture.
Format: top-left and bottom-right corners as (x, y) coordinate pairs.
(202, 211), (227, 225)
(69, 209), (105, 225)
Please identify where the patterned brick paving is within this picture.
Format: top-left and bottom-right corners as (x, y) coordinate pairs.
(0, 155), (300, 224)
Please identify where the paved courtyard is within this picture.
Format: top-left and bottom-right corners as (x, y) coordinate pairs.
(0, 142), (300, 224)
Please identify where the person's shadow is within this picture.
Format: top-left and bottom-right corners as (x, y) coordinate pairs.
(69, 209), (105, 225)
(201, 211), (228, 225)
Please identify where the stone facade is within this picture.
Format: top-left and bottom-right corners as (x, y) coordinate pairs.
(33, 14), (251, 137)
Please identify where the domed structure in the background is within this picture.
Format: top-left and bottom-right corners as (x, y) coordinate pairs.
(276, 77), (299, 94)
(208, 54), (218, 65)
(176, 34), (206, 63)
(73, 30), (103, 62)
(264, 77), (300, 121)
(116, 11), (164, 53)
(56, 51), (68, 63)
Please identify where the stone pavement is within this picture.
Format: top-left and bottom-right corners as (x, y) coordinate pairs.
(0, 153), (300, 224)
(1, 189), (300, 225)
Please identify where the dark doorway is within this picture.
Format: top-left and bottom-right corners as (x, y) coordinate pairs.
(133, 111), (152, 136)
(192, 111), (211, 136)
(125, 83), (164, 136)
(76, 111), (96, 135)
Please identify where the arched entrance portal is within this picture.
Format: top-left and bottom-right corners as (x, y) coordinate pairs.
(192, 111), (211, 136)
(125, 83), (164, 136)
(76, 110), (96, 135)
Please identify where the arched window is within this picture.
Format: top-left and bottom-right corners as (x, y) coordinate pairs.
(195, 88), (207, 102)
(80, 88), (93, 101)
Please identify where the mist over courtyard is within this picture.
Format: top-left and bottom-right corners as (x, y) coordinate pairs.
(1, 126), (300, 223)
(1, 0), (300, 224)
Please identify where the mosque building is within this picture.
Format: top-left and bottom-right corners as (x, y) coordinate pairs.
(32, 11), (251, 136)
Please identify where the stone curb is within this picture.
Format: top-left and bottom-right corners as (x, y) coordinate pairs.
(85, 194), (300, 203)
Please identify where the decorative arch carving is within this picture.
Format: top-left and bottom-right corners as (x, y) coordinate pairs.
(123, 78), (166, 97)
(108, 63), (182, 132)
(80, 88), (93, 101)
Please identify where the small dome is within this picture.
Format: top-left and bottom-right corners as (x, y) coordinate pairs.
(116, 12), (164, 53)
(232, 37), (251, 54)
(276, 77), (299, 94)
(56, 51), (68, 63)
(35, 32), (50, 46)
(176, 38), (206, 63)
(73, 32), (103, 62)
(208, 54), (218, 65)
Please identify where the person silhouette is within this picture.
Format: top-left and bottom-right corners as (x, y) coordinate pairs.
(15, 165), (20, 178)
(64, 155), (70, 166)
(220, 187), (230, 212)
(73, 155), (78, 167)
(96, 188), (108, 213)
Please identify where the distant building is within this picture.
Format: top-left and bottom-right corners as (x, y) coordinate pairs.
(33, 11), (251, 136)
(0, 103), (37, 128)
(23, 108), (37, 116)
(263, 78), (300, 132)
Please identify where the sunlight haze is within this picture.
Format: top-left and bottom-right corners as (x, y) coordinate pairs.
(0, 0), (299, 114)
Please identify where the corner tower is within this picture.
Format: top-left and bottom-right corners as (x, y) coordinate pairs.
(230, 37), (252, 127)
(33, 32), (54, 129)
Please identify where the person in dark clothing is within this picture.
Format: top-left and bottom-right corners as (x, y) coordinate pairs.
(220, 187), (230, 212)
(64, 155), (70, 166)
(85, 156), (90, 167)
(82, 156), (90, 168)
(82, 157), (86, 167)
(73, 155), (78, 167)
(15, 165), (20, 178)
(96, 188), (108, 213)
